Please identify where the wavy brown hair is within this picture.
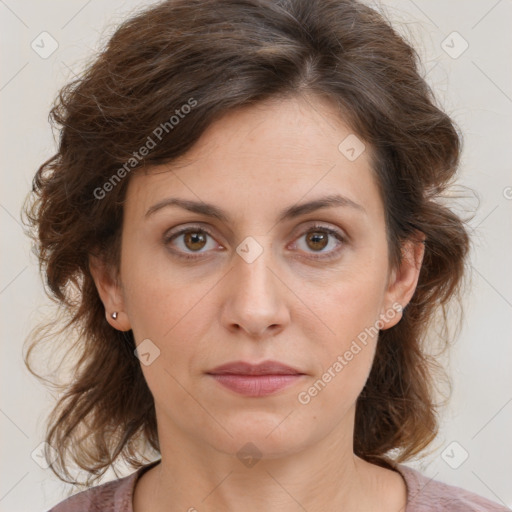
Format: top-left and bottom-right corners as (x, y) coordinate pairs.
(23, 0), (470, 487)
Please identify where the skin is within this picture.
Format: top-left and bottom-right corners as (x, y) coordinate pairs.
(90, 94), (424, 511)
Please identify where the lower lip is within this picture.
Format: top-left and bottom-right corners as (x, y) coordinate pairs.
(208, 374), (304, 397)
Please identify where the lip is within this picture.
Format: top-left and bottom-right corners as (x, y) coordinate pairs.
(207, 360), (303, 376)
(206, 360), (306, 397)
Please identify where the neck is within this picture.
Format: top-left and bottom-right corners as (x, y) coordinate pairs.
(134, 408), (406, 512)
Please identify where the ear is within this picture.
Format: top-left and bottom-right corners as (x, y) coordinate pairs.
(89, 253), (132, 332)
(379, 234), (425, 330)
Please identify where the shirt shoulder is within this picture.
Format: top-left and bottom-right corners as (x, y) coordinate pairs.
(46, 460), (161, 512)
(396, 464), (510, 512)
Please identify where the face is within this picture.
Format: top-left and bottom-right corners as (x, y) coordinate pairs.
(92, 95), (423, 460)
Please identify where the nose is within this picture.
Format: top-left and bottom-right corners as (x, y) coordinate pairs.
(220, 238), (290, 339)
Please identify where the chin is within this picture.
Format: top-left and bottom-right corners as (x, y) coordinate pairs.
(204, 413), (314, 461)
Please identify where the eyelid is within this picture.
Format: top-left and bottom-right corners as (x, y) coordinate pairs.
(163, 221), (347, 260)
(288, 222), (346, 259)
(291, 220), (347, 240)
(164, 223), (215, 239)
(163, 223), (222, 247)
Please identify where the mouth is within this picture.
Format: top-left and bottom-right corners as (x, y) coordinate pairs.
(207, 360), (304, 376)
(206, 360), (306, 397)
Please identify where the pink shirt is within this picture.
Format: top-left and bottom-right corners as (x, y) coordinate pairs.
(47, 458), (510, 511)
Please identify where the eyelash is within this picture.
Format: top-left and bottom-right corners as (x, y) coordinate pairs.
(163, 223), (346, 261)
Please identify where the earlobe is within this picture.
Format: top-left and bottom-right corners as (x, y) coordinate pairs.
(88, 254), (132, 332)
(379, 235), (425, 330)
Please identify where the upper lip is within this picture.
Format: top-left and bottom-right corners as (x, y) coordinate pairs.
(207, 360), (304, 376)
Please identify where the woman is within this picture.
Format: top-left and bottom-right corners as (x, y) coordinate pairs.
(23, 0), (508, 510)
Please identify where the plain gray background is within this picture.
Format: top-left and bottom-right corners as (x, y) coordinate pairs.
(1, 0), (511, 510)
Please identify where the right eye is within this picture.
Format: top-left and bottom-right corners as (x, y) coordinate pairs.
(163, 225), (222, 260)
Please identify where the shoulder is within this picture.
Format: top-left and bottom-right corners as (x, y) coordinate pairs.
(46, 461), (160, 512)
(396, 464), (510, 512)
(47, 476), (134, 512)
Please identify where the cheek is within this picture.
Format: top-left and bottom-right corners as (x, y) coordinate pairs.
(295, 344), (376, 436)
(302, 259), (389, 342)
(120, 239), (203, 338)
(297, 282), (382, 413)
(120, 248), (221, 390)
(298, 261), (388, 397)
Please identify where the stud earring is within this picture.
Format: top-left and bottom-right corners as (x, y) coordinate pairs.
(111, 312), (118, 320)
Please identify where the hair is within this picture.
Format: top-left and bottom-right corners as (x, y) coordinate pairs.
(23, 0), (471, 487)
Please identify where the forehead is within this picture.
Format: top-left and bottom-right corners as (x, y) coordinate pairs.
(125, 95), (382, 223)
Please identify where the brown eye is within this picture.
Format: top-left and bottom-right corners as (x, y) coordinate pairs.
(183, 231), (208, 251)
(164, 226), (220, 260)
(305, 231), (329, 251)
(293, 225), (345, 260)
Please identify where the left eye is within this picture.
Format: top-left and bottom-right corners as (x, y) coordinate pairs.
(291, 226), (345, 259)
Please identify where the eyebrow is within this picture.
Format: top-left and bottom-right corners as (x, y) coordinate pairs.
(145, 193), (367, 223)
